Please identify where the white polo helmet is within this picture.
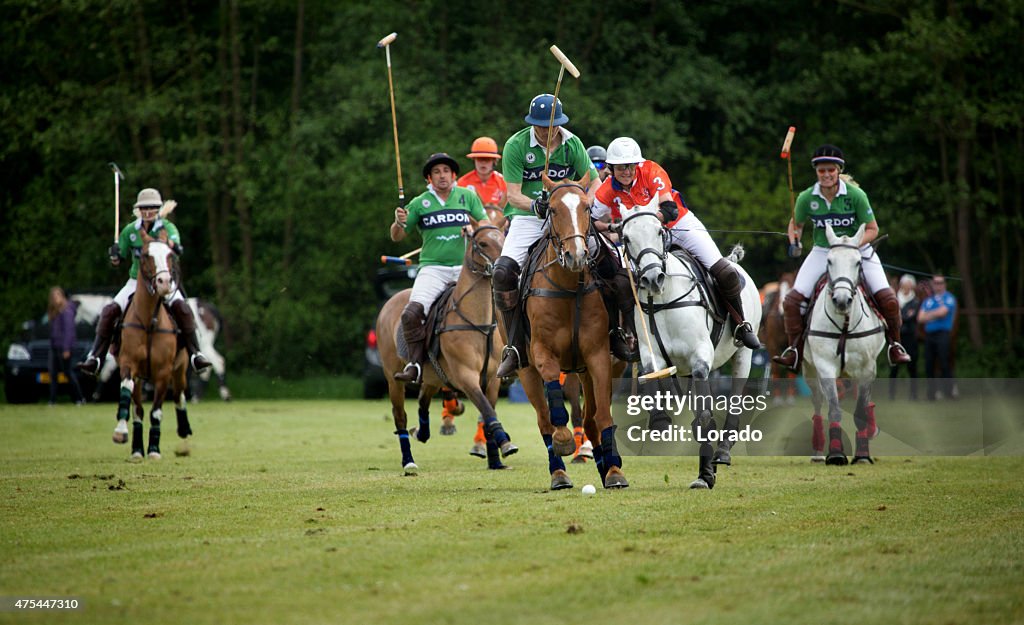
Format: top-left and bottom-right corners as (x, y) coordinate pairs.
(604, 137), (644, 165)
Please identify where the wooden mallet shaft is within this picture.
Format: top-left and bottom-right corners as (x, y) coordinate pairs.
(377, 32), (404, 206)
(624, 258), (678, 382)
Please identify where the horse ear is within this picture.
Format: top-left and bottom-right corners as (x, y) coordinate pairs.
(642, 193), (659, 212)
(825, 223), (837, 245)
(853, 223), (866, 245)
(541, 173), (555, 191)
(577, 171), (592, 189)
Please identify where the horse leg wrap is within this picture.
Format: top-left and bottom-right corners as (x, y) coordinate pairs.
(483, 415), (509, 446)
(416, 405), (430, 443)
(131, 421), (144, 456)
(648, 408), (673, 431)
(829, 422), (844, 453)
(147, 409), (162, 454)
(855, 430), (871, 460)
(545, 380), (569, 428)
(599, 425), (621, 474)
(176, 407), (192, 438)
(812, 414), (825, 452)
(485, 440), (505, 470)
(592, 437), (608, 482)
(396, 430), (414, 467)
(543, 434), (567, 474)
(117, 384), (133, 422)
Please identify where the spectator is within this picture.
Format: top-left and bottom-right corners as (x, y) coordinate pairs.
(889, 274), (920, 400)
(47, 287), (85, 406)
(918, 275), (957, 400)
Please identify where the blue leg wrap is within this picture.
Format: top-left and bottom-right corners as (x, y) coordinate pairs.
(486, 440), (505, 469)
(416, 405), (430, 442)
(600, 425), (621, 473)
(482, 415), (509, 446)
(592, 437), (608, 481)
(396, 429), (414, 466)
(545, 380), (569, 427)
(542, 434), (566, 474)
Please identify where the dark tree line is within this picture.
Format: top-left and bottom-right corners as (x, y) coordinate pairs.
(2, 0), (1021, 377)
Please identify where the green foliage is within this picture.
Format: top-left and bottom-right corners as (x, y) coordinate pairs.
(2, 0), (1021, 375)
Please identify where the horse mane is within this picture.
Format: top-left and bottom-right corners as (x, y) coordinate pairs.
(726, 243), (745, 263)
(840, 173), (860, 188)
(159, 200), (177, 218)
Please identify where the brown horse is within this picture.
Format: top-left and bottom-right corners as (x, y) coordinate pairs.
(112, 231), (192, 459)
(759, 271), (798, 401)
(377, 225), (517, 474)
(511, 174), (628, 491)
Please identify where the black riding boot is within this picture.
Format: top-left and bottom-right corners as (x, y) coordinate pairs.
(710, 258), (761, 350)
(493, 257), (525, 379)
(393, 302), (427, 383)
(168, 299), (212, 372)
(76, 302), (121, 377)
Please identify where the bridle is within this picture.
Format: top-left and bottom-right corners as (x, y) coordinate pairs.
(620, 210), (669, 278)
(825, 242), (862, 300)
(466, 225), (502, 277)
(137, 240), (178, 297)
(545, 182), (591, 268)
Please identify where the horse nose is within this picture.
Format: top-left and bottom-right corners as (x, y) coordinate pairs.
(655, 272), (666, 292)
(156, 275), (169, 290)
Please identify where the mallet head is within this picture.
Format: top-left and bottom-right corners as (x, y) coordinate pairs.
(108, 162), (125, 181)
(377, 32), (397, 48)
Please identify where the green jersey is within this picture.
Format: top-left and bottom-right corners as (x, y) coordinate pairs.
(116, 218), (181, 279)
(501, 127), (599, 219)
(404, 186), (487, 267)
(794, 180), (875, 248)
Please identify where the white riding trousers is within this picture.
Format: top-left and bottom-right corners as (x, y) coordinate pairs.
(499, 215), (547, 268)
(793, 245), (889, 298)
(114, 278), (185, 311)
(409, 265), (463, 309)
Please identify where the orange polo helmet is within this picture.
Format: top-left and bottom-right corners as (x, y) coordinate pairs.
(467, 136), (501, 159)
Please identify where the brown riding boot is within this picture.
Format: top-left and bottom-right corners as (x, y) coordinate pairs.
(772, 290), (808, 371)
(610, 269), (640, 362)
(168, 299), (212, 372)
(875, 288), (912, 365)
(494, 289), (524, 378)
(393, 302), (427, 383)
(76, 302), (122, 377)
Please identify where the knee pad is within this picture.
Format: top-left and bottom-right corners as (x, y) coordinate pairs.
(401, 301), (426, 325)
(492, 257), (521, 292)
(710, 258), (741, 297)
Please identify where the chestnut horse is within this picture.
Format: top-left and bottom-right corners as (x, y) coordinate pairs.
(511, 174), (628, 491)
(112, 231), (192, 459)
(759, 271), (798, 402)
(377, 225), (518, 474)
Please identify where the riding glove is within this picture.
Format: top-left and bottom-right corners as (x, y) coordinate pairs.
(657, 200), (679, 224)
(108, 244), (120, 261)
(531, 195), (549, 219)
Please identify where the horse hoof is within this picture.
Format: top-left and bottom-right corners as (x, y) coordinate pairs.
(468, 443), (487, 458)
(810, 453), (826, 463)
(578, 442), (594, 459)
(551, 427), (576, 457)
(440, 419), (456, 436)
(130, 451), (143, 460)
(403, 462), (419, 476)
(488, 463), (509, 470)
(852, 455), (874, 465)
(499, 441), (519, 458)
(410, 427), (429, 444)
(712, 449), (732, 466)
(112, 422), (129, 444)
(550, 470), (573, 491)
(825, 454), (849, 466)
(148, 451), (161, 460)
(689, 478), (710, 489)
(603, 468), (629, 489)
(571, 454), (588, 464)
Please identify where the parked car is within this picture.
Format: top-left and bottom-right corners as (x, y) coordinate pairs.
(363, 264), (419, 399)
(4, 293), (120, 404)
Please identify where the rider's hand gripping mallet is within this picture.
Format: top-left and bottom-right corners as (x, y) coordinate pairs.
(109, 162), (125, 242)
(625, 259), (678, 382)
(377, 32), (405, 207)
(542, 45), (580, 175)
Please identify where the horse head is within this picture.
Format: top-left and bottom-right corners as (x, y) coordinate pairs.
(543, 172), (592, 272)
(139, 230), (177, 298)
(619, 194), (667, 294)
(824, 223), (866, 314)
(463, 224), (505, 277)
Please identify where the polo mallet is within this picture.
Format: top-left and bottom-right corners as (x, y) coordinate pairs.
(377, 32), (404, 207)
(542, 45), (580, 175)
(109, 162), (125, 242)
(380, 247), (421, 266)
(780, 126), (796, 222)
(624, 258), (677, 382)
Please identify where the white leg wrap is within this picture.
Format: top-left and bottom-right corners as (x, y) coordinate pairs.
(151, 409), (163, 423)
(121, 378), (135, 392)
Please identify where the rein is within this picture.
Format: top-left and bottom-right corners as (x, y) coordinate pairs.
(808, 243), (883, 371)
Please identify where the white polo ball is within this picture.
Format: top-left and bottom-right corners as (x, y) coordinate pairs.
(581, 484), (596, 496)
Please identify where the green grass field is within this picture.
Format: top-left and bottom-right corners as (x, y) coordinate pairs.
(1, 398), (1022, 625)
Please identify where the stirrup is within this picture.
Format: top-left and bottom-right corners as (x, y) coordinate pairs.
(495, 346), (521, 379)
(393, 362), (422, 384)
(887, 342), (911, 366)
(733, 321), (761, 349)
(609, 329), (640, 363)
(75, 355), (101, 377)
(191, 352), (212, 372)
(772, 346), (799, 370)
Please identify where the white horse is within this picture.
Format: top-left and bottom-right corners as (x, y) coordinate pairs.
(618, 199), (762, 489)
(803, 223), (885, 465)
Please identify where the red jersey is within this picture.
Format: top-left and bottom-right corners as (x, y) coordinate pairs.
(593, 160), (687, 227)
(457, 170), (507, 208)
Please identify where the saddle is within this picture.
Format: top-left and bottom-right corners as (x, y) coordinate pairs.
(643, 246), (732, 348)
(111, 293), (182, 357)
(802, 274), (886, 371)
